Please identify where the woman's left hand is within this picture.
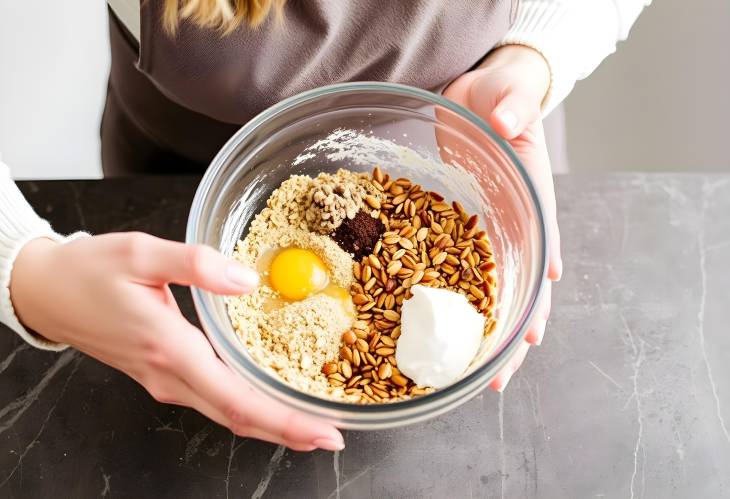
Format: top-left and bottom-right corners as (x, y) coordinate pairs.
(443, 44), (562, 391)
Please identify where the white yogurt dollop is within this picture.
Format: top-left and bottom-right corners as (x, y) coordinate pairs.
(395, 285), (485, 388)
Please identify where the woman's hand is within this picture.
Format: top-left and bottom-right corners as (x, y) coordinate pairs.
(10, 233), (344, 451)
(444, 44), (562, 391)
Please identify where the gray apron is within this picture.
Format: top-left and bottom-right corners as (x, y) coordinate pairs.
(102, 0), (520, 175)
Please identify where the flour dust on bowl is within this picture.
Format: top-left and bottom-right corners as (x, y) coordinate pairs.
(186, 82), (547, 430)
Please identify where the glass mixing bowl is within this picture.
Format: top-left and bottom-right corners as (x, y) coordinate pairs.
(186, 82), (547, 430)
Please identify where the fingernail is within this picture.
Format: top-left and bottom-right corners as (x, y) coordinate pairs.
(312, 438), (345, 451)
(226, 263), (259, 290)
(498, 109), (518, 132)
(534, 326), (545, 346)
(499, 371), (514, 392)
(548, 260), (563, 282)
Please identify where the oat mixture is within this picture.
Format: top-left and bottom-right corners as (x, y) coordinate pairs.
(227, 170), (382, 400)
(226, 167), (498, 403)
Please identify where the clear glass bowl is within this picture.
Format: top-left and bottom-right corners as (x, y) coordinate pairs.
(186, 82), (547, 430)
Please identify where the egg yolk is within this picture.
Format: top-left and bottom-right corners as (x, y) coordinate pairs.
(268, 248), (329, 301)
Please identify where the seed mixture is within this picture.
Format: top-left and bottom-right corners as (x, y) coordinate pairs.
(227, 166), (498, 403)
(325, 167), (497, 403)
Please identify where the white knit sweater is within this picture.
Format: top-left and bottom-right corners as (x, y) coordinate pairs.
(1, 0), (650, 350)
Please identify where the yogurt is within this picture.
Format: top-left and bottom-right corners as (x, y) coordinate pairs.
(395, 285), (485, 388)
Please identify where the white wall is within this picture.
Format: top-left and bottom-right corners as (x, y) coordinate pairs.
(565, 0), (730, 172)
(0, 1), (109, 179)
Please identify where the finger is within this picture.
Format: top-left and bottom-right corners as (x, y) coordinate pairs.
(131, 367), (318, 452)
(196, 359), (345, 451)
(542, 280), (552, 321)
(162, 284), (179, 309)
(525, 281), (551, 345)
(541, 188), (562, 282)
(475, 84), (541, 140)
(176, 384), (318, 452)
(236, 428), (317, 452)
(524, 314), (547, 346)
(444, 73), (562, 281)
(126, 369), (189, 406)
(122, 233), (259, 293)
(535, 171), (561, 282)
(510, 123), (562, 281)
(442, 71), (479, 107)
(489, 341), (530, 392)
(169, 316), (345, 451)
(549, 232), (563, 281)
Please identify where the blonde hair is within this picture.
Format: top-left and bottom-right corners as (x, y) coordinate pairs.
(163, 0), (285, 34)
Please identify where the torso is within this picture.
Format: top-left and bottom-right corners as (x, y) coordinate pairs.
(138, 0), (516, 124)
(104, 0), (517, 170)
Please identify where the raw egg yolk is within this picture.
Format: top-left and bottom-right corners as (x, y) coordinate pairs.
(269, 248), (329, 301)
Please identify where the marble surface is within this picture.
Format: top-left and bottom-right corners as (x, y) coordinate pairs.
(1, 174), (729, 498)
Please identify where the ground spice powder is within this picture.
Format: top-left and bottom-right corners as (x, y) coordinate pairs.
(332, 210), (385, 259)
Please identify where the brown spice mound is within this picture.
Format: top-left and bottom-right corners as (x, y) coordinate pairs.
(332, 210), (385, 259)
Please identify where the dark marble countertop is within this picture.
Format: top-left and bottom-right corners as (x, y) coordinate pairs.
(1, 173), (729, 498)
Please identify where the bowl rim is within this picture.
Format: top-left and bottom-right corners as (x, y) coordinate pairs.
(186, 81), (548, 419)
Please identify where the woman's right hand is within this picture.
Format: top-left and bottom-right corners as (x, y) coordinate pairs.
(9, 232), (344, 452)
(443, 45), (561, 391)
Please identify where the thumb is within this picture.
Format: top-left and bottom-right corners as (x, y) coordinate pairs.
(123, 233), (259, 294)
(473, 82), (542, 141)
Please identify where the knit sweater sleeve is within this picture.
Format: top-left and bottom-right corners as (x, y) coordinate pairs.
(498, 0), (652, 115)
(0, 158), (76, 351)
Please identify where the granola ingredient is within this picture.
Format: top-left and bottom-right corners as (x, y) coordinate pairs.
(269, 247), (329, 300)
(227, 171), (362, 400)
(332, 210), (385, 259)
(227, 165), (498, 404)
(235, 292), (353, 395)
(395, 285), (485, 388)
(333, 167), (498, 402)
